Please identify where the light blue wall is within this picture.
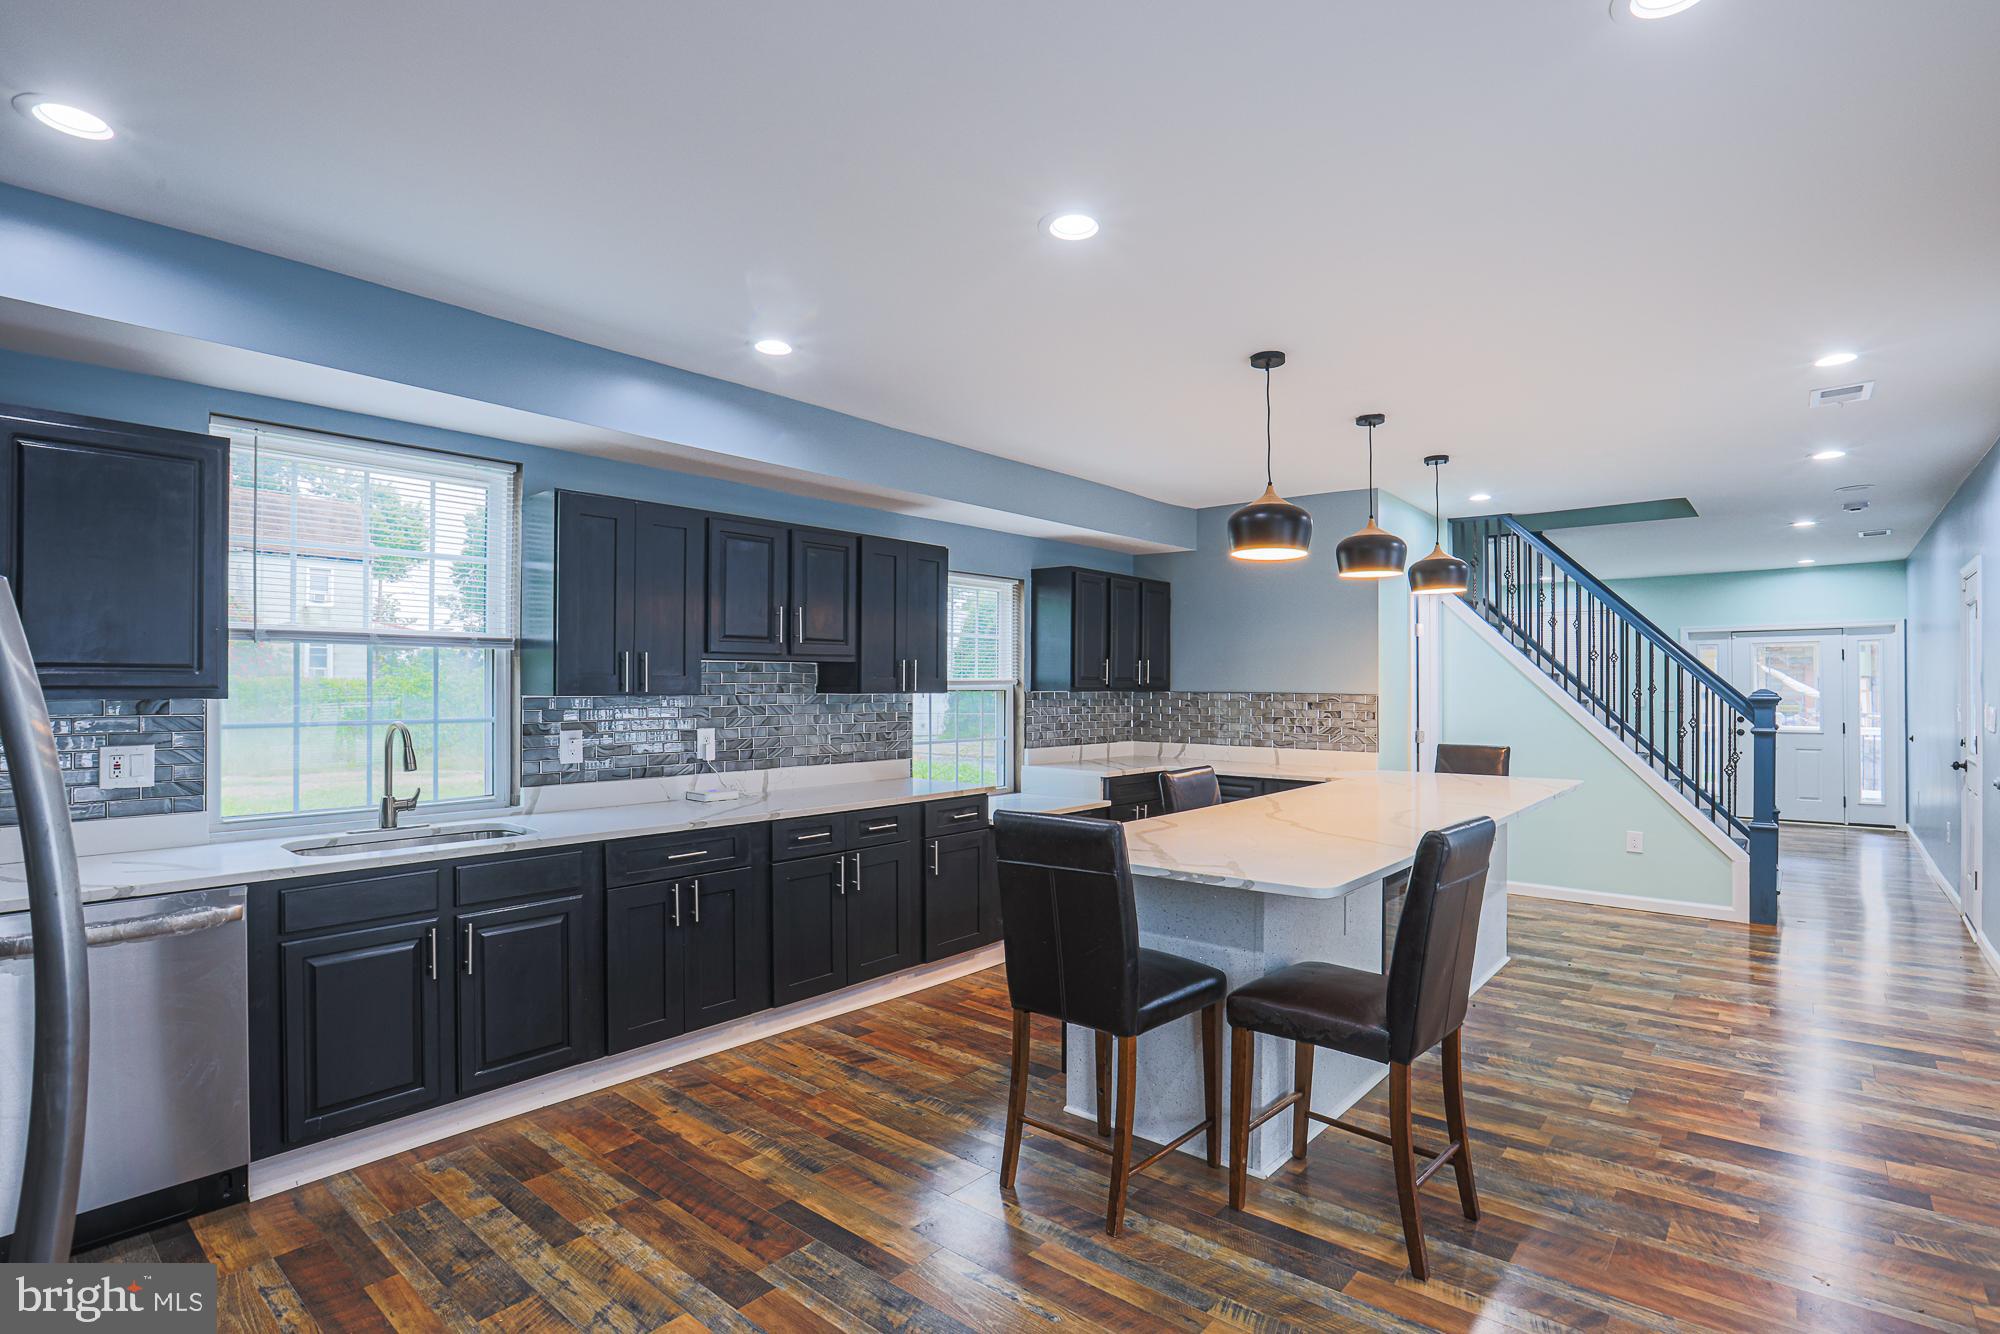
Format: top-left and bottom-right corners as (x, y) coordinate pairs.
(1133, 489), (1379, 693)
(1906, 434), (2000, 944)
(1611, 563), (1908, 641)
(0, 183), (1192, 554)
(0, 350), (1134, 586)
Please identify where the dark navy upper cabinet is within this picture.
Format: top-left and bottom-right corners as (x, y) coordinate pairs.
(523, 491), (703, 696)
(0, 405), (227, 697)
(708, 518), (858, 661)
(820, 537), (947, 694)
(1033, 566), (1169, 692)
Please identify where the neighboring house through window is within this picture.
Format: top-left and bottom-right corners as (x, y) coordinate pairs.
(212, 419), (519, 824)
(912, 573), (1022, 789)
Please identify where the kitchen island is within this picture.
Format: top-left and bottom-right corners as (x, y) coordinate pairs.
(1060, 769), (1576, 1178)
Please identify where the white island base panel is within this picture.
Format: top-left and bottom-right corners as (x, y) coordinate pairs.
(1063, 827), (1510, 1180)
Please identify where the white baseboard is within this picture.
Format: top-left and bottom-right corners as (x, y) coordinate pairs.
(249, 943), (1005, 1199)
(1908, 829), (1962, 910)
(1507, 879), (1748, 923)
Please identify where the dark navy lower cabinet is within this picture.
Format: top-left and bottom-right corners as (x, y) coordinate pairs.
(847, 841), (922, 983)
(924, 828), (999, 961)
(456, 892), (592, 1095)
(605, 864), (771, 1054)
(771, 851), (850, 1006)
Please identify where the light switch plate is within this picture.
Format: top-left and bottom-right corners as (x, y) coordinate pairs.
(100, 745), (155, 790)
(557, 728), (585, 765)
(1624, 830), (1644, 854)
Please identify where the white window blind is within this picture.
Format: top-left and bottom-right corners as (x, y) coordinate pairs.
(215, 418), (519, 647)
(946, 573), (1021, 686)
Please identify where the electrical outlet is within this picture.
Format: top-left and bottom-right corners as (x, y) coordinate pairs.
(99, 745), (155, 790)
(1624, 830), (1644, 854)
(557, 728), (585, 765)
(697, 728), (717, 762)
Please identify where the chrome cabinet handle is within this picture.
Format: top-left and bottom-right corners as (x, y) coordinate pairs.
(911, 658), (919, 689)
(793, 830), (833, 842)
(427, 926), (438, 980)
(619, 650), (632, 693)
(640, 650), (651, 693)
(930, 840), (940, 875)
(666, 848), (708, 861)
(671, 882), (682, 927)
(836, 854), (846, 896)
(777, 604), (786, 646)
(898, 658), (906, 691)
(462, 922), (474, 975)
(951, 809), (977, 821)
(796, 606), (805, 644)
(865, 820), (897, 833)
(1103, 657), (1110, 684)
(851, 852), (862, 894)
(691, 878), (701, 924)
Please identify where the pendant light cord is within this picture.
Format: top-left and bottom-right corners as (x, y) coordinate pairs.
(1433, 460), (1442, 543)
(1264, 366), (1274, 489)
(1366, 420), (1377, 523)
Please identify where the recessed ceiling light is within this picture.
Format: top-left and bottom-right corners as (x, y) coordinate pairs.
(1469, 493), (1493, 503)
(1811, 448), (1846, 461)
(1797, 558), (1816, 566)
(1791, 519), (1817, 528)
(1042, 212), (1100, 242)
(1814, 351), (1858, 368)
(14, 94), (113, 140)
(1611, 0), (1703, 20)
(752, 338), (793, 356)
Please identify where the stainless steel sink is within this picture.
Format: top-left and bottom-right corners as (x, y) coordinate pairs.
(283, 823), (529, 858)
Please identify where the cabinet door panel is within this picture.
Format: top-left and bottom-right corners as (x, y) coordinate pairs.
(457, 896), (588, 1095)
(1107, 576), (1144, 689)
(1140, 578), (1171, 691)
(924, 830), (997, 961)
(850, 536), (905, 692)
(771, 853), (847, 1006)
(605, 881), (684, 1054)
(632, 502), (705, 694)
(904, 543), (949, 693)
(848, 843), (921, 983)
(1071, 569), (1110, 690)
(1, 412), (226, 696)
(683, 866), (770, 1032)
(707, 517), (786, 655)
(554, 492), (636, 694)
(280, 919), (442, 1145)
(790, 528), (859, 658)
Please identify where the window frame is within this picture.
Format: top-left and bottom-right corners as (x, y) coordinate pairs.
(913, 572), (1024, 792)
(207, 418), (522, 835)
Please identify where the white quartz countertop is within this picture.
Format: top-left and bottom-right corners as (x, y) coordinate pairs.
(1120, 770), (1577, 899)
(987, 792), (1113, 817)
(0, 776), (995, 913)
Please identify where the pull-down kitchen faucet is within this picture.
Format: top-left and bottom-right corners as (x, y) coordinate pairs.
(380, 722), (422, 829)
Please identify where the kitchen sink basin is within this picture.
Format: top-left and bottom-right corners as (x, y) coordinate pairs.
(284, 823), (529, 858)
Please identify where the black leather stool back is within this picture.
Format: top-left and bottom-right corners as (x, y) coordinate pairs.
(1386, 817), (1496, 1064)
(1433, 744), (1510, 776)
(1159, 766), (1221, 813)
(993, 811), (1142, 1035)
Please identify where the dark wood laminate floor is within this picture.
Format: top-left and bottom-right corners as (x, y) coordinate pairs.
(91, 825), (2000, 1331)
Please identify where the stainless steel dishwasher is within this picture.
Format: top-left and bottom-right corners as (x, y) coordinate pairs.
(0, 884), (250, 1251)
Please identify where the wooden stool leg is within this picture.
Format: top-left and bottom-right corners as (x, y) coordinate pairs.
(1227, 1026), (1253, 1210)
(1389, 1061), (1429, 1280)
(1201, 1003), (1222, 1168)
(1105, 1036), (1138, 1235)
(1442, 1030), (1480, 1221)
(1094, 1031), (1112, 1136)
(1292, 1041), (1315, 1160)
(1001, 1009), (1031, 1190)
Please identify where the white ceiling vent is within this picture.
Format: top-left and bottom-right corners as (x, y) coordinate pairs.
(1859, 527), (1892, 538)
(1841, 497), (1871, 512)
(1810, 381), (1875, 407)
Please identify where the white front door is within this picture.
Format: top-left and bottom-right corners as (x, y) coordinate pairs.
(1737, 631), (1846, 823)
(1960, 566), (1983, 926)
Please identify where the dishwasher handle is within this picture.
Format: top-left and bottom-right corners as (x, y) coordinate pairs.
(0, 902), (245, 961)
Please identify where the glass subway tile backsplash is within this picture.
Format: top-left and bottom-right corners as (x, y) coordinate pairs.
(0, 697), (208, 826)
(1027, 689), (1377, 752)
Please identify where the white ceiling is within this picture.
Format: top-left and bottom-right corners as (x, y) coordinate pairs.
(3, 0), (1998, 577)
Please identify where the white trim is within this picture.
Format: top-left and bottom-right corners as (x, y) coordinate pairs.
(248, 943), (1004, 1199)
(1908, 827), (1962, 910)
(1443, 596), (1751, 883)
(1681, 619), (1903, 638)
(1507, 878), (1746, 923)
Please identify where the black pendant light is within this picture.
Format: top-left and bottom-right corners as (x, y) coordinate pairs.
(1227, 351), (1312, 562)
(1408, 454), (1472, 595)
(1335, 412), (1408, 579)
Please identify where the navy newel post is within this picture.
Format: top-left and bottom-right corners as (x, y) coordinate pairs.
(1747, 688), (1782, 927)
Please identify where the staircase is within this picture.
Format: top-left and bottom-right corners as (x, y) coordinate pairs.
(1448, 514), (1781, 926)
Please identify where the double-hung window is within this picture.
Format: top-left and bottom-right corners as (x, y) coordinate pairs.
(213, 419), (520, 825)
(912, 573), (1022, 789)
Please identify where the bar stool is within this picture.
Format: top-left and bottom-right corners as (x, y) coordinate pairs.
(993, 810), (1226, 1235)
(1227, 816), (1496, 1279)
(1385, 745), (1509, 958)
(1158, 765), (1221, 813)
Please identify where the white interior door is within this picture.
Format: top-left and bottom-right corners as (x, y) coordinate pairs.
(1960, 567), (1983, 925)
(1843, 627), (1904, 827)
(1735, 630), (1845, 823)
